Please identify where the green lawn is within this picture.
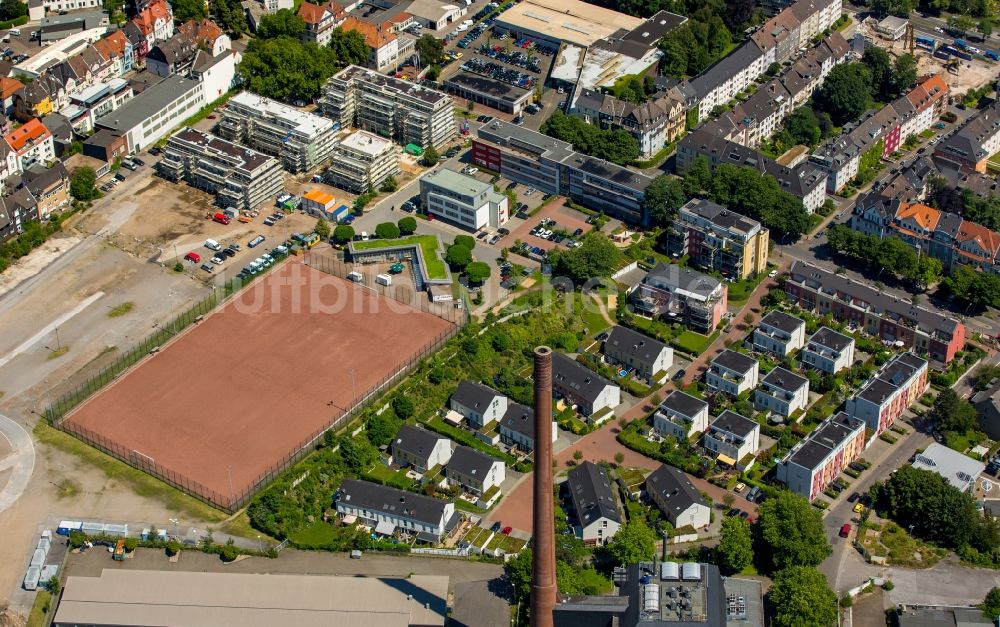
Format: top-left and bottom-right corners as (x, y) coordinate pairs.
(352, 235), (447, 279)
(364, 464), (414, 490)
(919, 129), (935, 139)
(672, 330), (718, 355)
(288, 520), (338, 547)
(27, 590), (51, 627)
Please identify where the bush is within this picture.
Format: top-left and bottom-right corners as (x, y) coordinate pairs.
(220, 543), (238, 562)
(166, 540), (181, 556)
(882, 579), (894, 591)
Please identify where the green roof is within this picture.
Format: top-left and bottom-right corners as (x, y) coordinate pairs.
(351, 235), (448, 280)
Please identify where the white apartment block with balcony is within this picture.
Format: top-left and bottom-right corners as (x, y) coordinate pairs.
(321, 65), (456, 150)
(218, 92), (337, 173)
(419, 168), (508, 231)
(754, 367), (809, 417)
(702, 410), (760, 466)
(705, 350), (759, 397)
(324, 129), (399, 193)
(653, 391), (709, 442)
(751, 310), (806, 357)
(801, 326), (855, 374)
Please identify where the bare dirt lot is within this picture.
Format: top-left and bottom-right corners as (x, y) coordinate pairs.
(63, 259), (455, 507)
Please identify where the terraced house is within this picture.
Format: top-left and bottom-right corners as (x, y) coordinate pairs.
(776, 412), (865, 500)
(784, 261), (966, 364)
(801, 326), (855, 374)
(845, 352), (928, 434)
(754, 367), (809, 417)
(334, 479), (456, 541)
(551, 352), (620, 422)
(934, 97), (1000, 173)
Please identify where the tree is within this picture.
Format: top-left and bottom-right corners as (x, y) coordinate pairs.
(366, 412), (400, 447)
(862, 46), (893, 100)
(333, 224), (355, 244)
(166, 539), (182, 556)
(549, 232), (623, 283)
(421, 146), (439, 166)
(505, 549), (533, 602)
(257, 8), (304, 39)
(540, 110), (639, 165)
(70, 167), (99, 201)
(980, 18), (994, 39)
(465, 261), (491, 284)
(769, 566), (838, 627)
(425, 65), (441, 81)
(46, 575), (60, 595)
(814, 63), (872, 126)
(928, 388), (978, 435)
(445, 244), (473, 269)
(339, 436), (378, 473)
(239, 37), (343, 102)
(949, 14), (976, 35)
(220, 542), (239, 562)
(124, 537), (139, 551)
(614, 452), (625, 465)
(210, 0), (247, 35)
(716, 517), (753, 574)
(391, 395), (414, 419)
(783, 107), (822, 147)
(683, 155), (712, 196)
(979, 587), (1000, 620)
(943, 265), (1000, 310)
(757, 490), (831, 571)
(573, 449), (584, 461)
(892, 54), (918, 95)
(454, 234), (476, 250)
(643, 175), (686, 226)
(0, 0), (27, 20)
(169, 0), (207, 22)
(397, 216), (417, 235)
(314, 217), (331, 239)
(603, 520), (656, 565)
(380, 175), (398, 193)
(375, 222), (400, 240)
(329, 27), (370, 66)
(416, 33), (446, 65)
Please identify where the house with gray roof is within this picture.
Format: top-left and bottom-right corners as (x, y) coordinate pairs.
(934, 99), (1000, 174)
(703, 410), (760, 466)
(801, 326), (855, 374)
(752, 310), (806, 357)
(334, 479), (456, 541)
(602, 325), (673, 381)
(653, 390), (709, 441)
(552, 352), (621, 422)
(390, 425), (452, 472)
(645, 464), (710, 529)
(755, 366), (809, 417)
(912, 442), (985, 492)
(444, 445), (505, 499)
(449, 381), (507, 429)
(498, 402), (556, 453)
(706, 350), (760, 397)
(973, 378), (1000, 440)
(566, 461), (621, 546)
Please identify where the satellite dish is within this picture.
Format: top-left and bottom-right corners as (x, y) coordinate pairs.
(984, 480), (993, 492)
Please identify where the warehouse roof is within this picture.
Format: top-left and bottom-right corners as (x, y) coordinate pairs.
(494, 0), (643, 47)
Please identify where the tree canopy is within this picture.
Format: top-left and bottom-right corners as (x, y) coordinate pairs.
(0, 0), (27, 20)
(927, 388), (978, 435)
(549, 232), (623, 283)
(756, 490), (831, 571)
(659, 15), (733, 78)
(942, 264), (1000, 310)
(168, 0), (207, 22)
(607, 74), (656, 104)
(330, 27), (370, 68)
(695, 163), (811, 240)
(541, 110), (640, 165)
(210, 0), (247, 35)
(643, 175), (686, 226)
(416, 34), (446, 65)
(980, 587), (1000, 620)
(716, 516), (753, 574)
(333, 224), (355, 244)
(397, 216), (417, 235)
(601, 520), (656, 566)
(375, 222), (400, 240)
(70, 167), (99, 201)
(814, 63), (872, 126)
(768, 566), (838, 627)
(256, 8), (305, 39)
(465, 261), (491, 284)
(826, 224), (942, 287)
(445, 244), (473, 269)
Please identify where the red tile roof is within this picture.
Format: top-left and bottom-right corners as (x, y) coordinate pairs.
(5, 118), (51, 152)
(896, 202), (941, 231)
(341, 16), (395, 49)
(0, 77), (24, 101)
(132, 0), (171, 35)
(177, 18), (225, 46)
(956, 219), (1000, 257)
(298, 2), (329, 25)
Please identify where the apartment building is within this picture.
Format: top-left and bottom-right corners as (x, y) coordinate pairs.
(645, 464), (710, 530)
(845, 352), (928, 434)
(218, 92), (337, 173)
(450, 381), (507, 429)
(298, 1), (339, 46)
(21, 163), (70, 219)
(801, 326), (855, 374)
(702, 410), (760, 467)
(335, 479), (455, 539)
(566, 461), (621, 546)
(419, 168), (508, 231)
(602, 325), (673, 381)
(473, 120), (656, 226)
(676, 129), (827, 213)
(130, 0), (174, 54)
(4, 119), (54, 172)
(755, 367), (809, 417)
(784, 260), (966, 364)
(706, 350), (760, 397)
(630, 263), (728, 333)
(653, 390), (709, 442)
(157, 128), (284, 211)
(552, 352), (621, 421)
(324, 129), (399, 193)
(0, 191), (40, 244)
(776, 412), (865, 500)
(667, 199), (769, 280)
(752, 310), (806, 357)
(573, 88), (685, 160)
(321, 65), (456, 150)
(935, 98), (1000, 173)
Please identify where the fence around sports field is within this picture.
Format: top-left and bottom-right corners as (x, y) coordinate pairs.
(46, 257), (467, 512)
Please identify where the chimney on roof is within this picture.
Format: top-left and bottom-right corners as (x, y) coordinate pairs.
(531, 345), (556, 627)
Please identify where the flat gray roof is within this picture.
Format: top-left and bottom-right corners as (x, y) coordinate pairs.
(54, 569), (448, 627)
(96, 75), (202, 133)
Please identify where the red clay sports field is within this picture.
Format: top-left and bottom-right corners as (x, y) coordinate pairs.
(63, 260), (455, 507)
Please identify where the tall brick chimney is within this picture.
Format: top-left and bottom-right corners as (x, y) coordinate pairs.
(531, 345), (556, 627)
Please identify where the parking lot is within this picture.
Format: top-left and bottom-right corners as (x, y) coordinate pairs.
(500, 197), (593, 254)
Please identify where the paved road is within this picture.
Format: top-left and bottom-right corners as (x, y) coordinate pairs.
(0, 414), (34, 514)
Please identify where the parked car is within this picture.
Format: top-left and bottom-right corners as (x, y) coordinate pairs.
(184, 252), (201, 263)
(672, 369), (686, 381)
(200, 264), (214, 273)
(501, 526), (513, 535)
(248, 235), (265, 248)
(839, 524), (852, 538)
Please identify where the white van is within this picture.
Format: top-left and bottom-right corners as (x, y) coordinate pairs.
(347, 271), (364, 283)
(9, 28), (20, 36)
(204, 239), (222, 251)
(360, 231), (369, 241)
(376, 273), (392, 286)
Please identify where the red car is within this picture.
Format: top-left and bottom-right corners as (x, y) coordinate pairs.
(839, 523), (852, 538)
(501, 526), (513, 536)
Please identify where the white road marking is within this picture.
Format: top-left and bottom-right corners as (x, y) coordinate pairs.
(0, 291), (105, 369)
